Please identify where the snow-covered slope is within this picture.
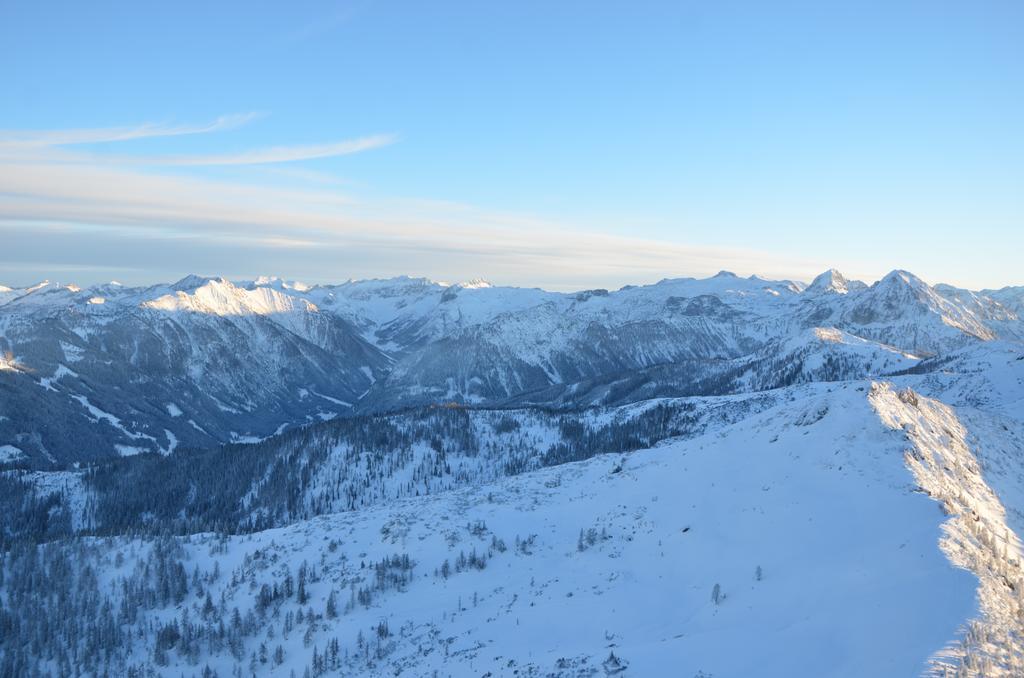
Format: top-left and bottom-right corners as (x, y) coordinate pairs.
(871, 383), (1024, 675)
(894, 340), (1024, 422)
(6, 378), (1023, 676)
(985, 286), (1024, 317)
(0, 284), (19, 307)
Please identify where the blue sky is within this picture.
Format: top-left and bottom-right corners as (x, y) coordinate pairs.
(1, 1), (1022, 290)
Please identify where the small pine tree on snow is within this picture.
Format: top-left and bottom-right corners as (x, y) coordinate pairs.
(603, 650), (627, 674)
(297, 563), (309, 605)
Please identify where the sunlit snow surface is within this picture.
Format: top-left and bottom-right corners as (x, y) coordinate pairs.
(64, 379), (1024, 676)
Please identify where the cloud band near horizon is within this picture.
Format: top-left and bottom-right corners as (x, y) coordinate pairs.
(0, 115), (922, 291)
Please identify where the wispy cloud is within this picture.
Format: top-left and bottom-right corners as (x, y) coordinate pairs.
(142, 133), (397, 166)
(281, 6), (355, 44)
(0, 114), (396, 168)
(0, 151), (833, 290)
(0, 113), (263, 149)
(0, 114), (840, 290)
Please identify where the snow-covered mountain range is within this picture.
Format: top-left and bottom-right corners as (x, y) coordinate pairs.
(2, 267), (1024, 676)
(1, 268), (1021, 465)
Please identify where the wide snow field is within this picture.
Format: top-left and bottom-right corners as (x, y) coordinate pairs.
(145, 382), (978, 677)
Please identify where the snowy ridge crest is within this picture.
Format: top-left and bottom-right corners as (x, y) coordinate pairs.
(872, 383), (1024, 676)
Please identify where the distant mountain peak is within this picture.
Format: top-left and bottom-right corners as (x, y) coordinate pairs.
(805, 269), (871, 296)
(713, 270), (738, 278)
(878, 269), (927, 288)
(170, 274), (221, 292)
(253, 275), (281, 287)
(807, 269), (851, 295)
(457, 278), (493, 289)
(250, 276), (312, 293)
(870, 270), (936, 303)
